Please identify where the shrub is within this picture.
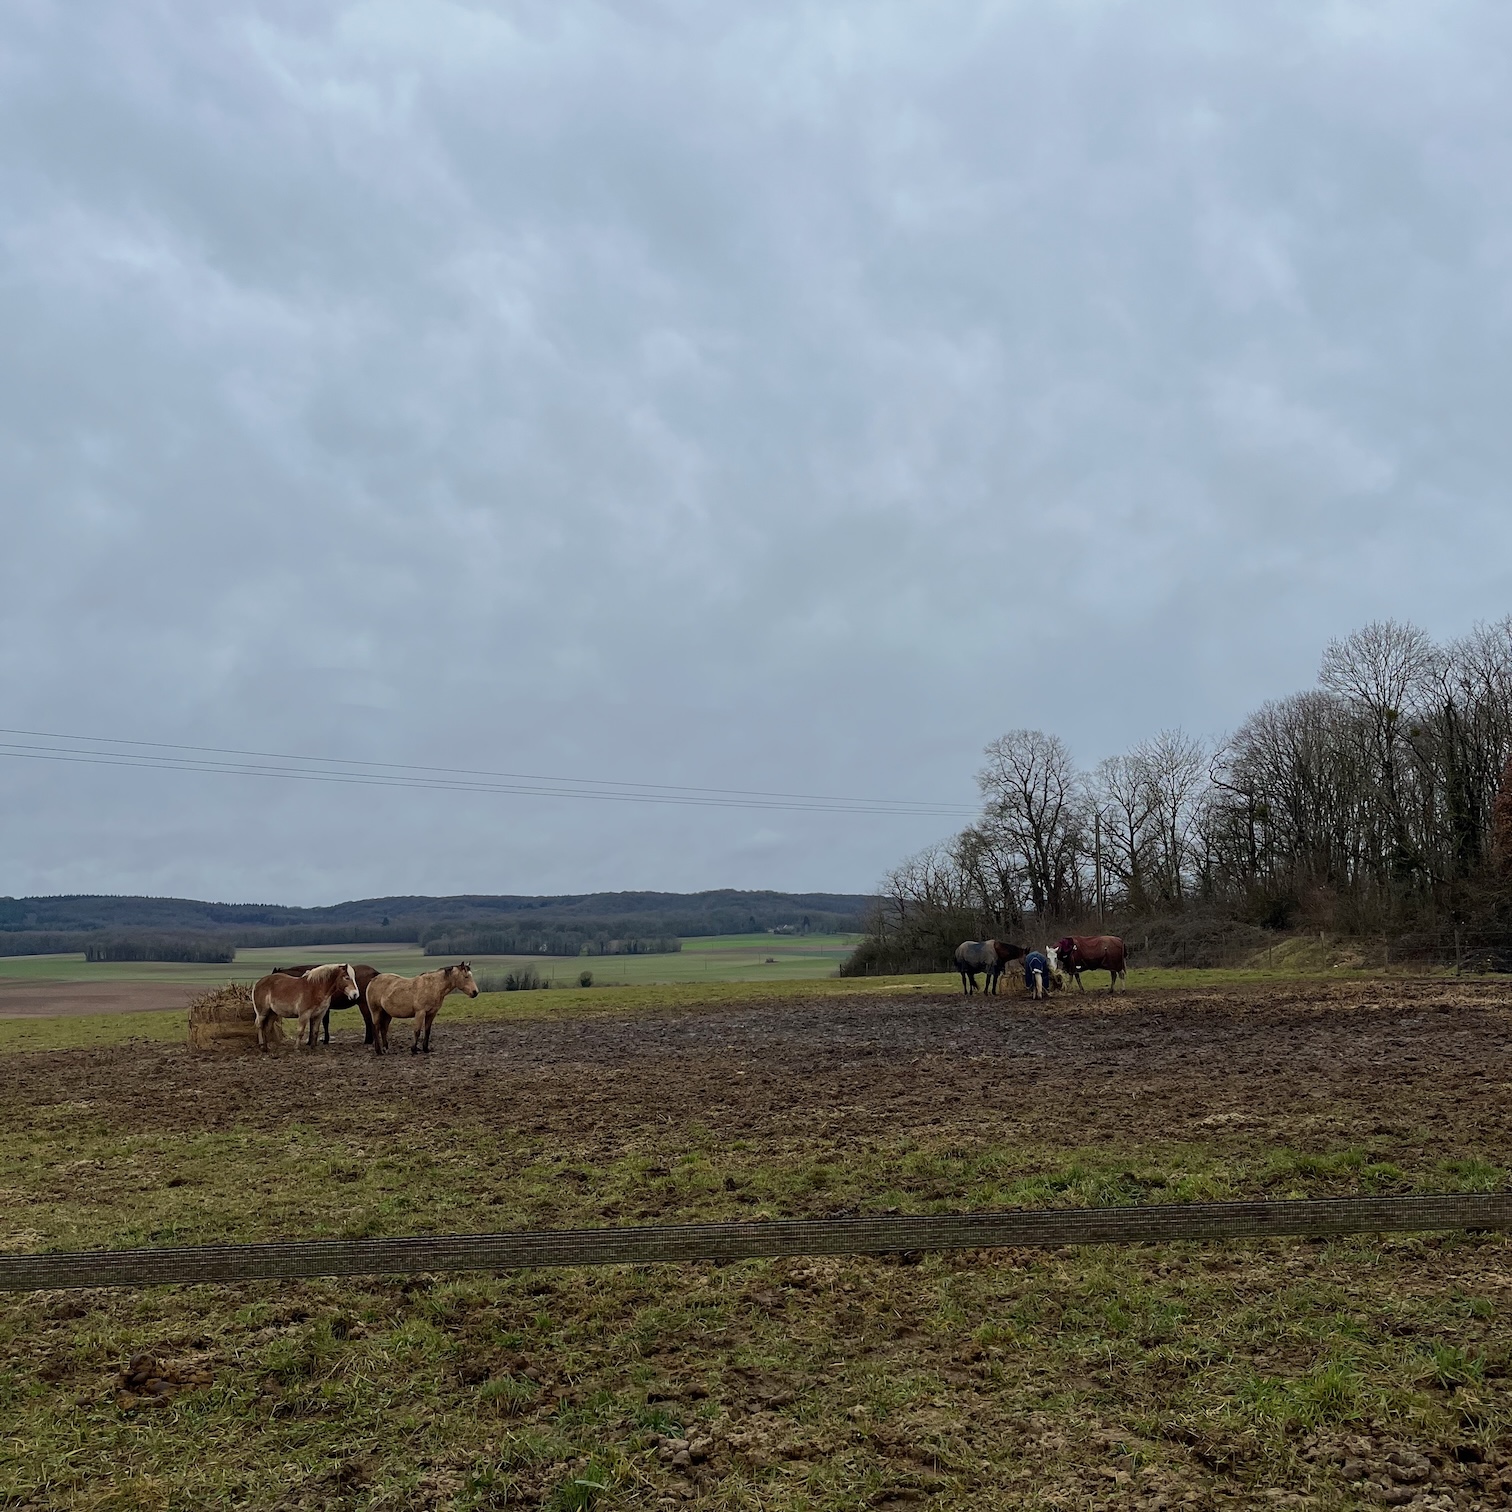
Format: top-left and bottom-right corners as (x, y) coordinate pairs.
(578, 970), (593, 988)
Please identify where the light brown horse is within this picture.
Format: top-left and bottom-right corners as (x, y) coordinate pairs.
(367, 962), (479, 1055)
(251, 963), (358, 1050)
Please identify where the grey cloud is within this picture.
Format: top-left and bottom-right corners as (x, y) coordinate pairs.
(4, 1), (1512, 902)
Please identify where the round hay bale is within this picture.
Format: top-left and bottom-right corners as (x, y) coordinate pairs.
(187, 982), (282, 1051)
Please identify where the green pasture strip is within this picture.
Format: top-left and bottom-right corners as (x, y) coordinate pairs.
(0, 933), (861, 988)
(0, 944), (422, 986)
(0, 1008), (189, 1053)
(2, 1179), (1511, 1508)
(4, 1241), (1510, 1512)
(0, 1098), (1504, 1256)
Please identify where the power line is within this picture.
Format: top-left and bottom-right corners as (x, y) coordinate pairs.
(0, 727), (976, 820)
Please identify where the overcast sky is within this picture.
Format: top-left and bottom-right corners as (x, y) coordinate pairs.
(3, 1), (1511, 905)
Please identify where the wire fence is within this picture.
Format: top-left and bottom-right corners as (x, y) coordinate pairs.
(2, 1193), (1507, 1293)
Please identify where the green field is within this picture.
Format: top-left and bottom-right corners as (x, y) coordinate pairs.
(0, 933), (860, 989)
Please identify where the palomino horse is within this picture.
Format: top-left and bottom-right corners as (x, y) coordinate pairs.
(366, 962), (479, 1055)
(274, 962), (380, 1044)
(251, 963), (359, 1050)
(953, 939), (1025, 996)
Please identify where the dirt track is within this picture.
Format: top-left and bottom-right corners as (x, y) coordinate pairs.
(6, 978), (1511, 1162)
(0, 980), (198, 1019)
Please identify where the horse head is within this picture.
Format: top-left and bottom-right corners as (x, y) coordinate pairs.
(453, 961), (480, 998)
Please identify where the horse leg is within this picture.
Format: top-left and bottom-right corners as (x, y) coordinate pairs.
(321, 1007), (331, 1045)
(359, 1002), (374, 1045)
(254, 1006), (268, 1053)
(422, 1011), (434, 1053)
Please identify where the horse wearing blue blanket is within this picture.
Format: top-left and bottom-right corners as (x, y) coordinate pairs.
(1022, 950), (1053, 999)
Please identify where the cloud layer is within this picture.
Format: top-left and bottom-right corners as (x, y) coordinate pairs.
(4, 1), (1512, 903)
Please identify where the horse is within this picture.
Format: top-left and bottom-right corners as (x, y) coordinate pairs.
(274, 962), (380, 1044)
(1053, 935), (1128, 994)
(1022, 949), (1053, 999)
(251, 963), (359, 1051)
(954, 939), (1026, 996)
(1043, 945), (1068, 991)
(366, 962), (479, 1055)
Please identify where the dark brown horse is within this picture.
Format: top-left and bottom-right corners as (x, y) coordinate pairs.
(1053, 935), (1128, 994)
(275, 963), (380, 1044)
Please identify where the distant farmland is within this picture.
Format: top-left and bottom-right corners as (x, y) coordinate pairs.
(0, 933), (861, 996)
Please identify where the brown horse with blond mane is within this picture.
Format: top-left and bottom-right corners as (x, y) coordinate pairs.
(251, 963), (359, 1051)
(367, 962), (479, 1055)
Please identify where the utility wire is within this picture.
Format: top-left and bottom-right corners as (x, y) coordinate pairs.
(0, 728), (976, 820)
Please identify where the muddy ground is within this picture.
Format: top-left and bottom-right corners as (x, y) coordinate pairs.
(5, 977), (1509, 1158)
(8, 979), (1512, 1510)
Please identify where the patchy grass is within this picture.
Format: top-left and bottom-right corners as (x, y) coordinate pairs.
(4, 977), (1512, 1507)
(4, 1236), (1512, 1509)
(3, 1125), (1511, 1507)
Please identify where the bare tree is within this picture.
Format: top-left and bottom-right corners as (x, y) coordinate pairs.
(1319, 619), (1440, 885)
(977, 731), (1084, 916)
(1138, 728), (1208, 904)
(953, 824), (1024, 933)
(848, 618), (1512, 982)
(1094, 751), (1157, 911)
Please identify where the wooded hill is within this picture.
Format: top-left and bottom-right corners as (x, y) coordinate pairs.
(0, 890), (871, 958)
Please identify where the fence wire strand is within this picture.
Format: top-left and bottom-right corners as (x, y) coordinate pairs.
(1, 1194), (1507, 1292)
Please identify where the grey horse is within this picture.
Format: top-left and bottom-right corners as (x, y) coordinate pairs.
(954, 939), (1026, 996)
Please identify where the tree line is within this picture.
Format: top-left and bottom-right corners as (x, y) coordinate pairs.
(0, 890), (869, 937)
(847, 619), (1512, 974)
(83, 937), (236, 964)
(421, 929), (682, 958)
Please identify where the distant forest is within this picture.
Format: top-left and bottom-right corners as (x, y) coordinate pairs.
(847, 619), (1512, 975)
(0, 889), (869, 959)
